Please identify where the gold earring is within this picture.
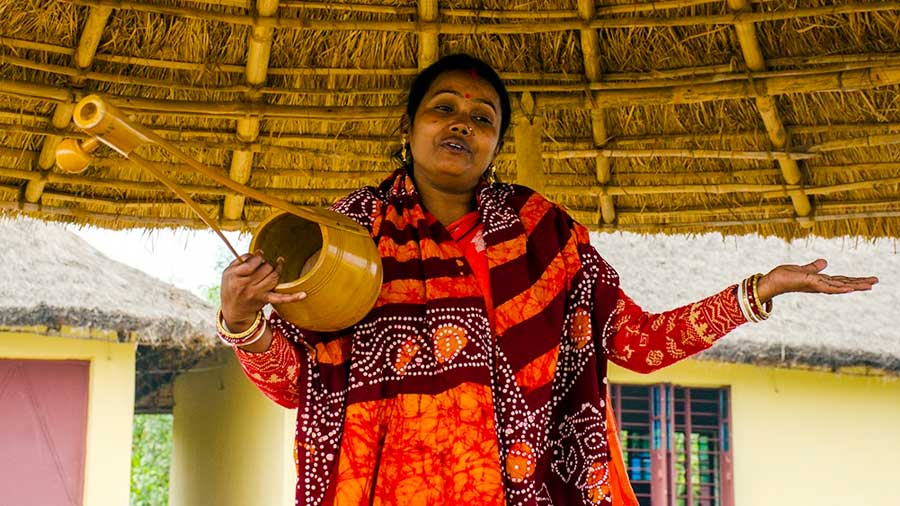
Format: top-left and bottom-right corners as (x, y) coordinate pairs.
(486, 164), (498, 185)
(400, 135), (410, 165)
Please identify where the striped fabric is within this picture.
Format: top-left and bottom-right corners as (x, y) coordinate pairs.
(236, 168), (746, 505)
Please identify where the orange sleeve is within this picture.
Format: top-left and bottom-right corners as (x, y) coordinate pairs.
(233, 319), (303, 409)
(606, 286), (746, 373)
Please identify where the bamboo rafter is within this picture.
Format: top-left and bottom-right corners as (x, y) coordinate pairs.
(6, 34), (899, 85)
(546, 174), (900, 198)
(4, 122), (890, 164)
(6, 197), (898, 234)
(5, 63), (899, 120)
(728, 0), (813, 225)
(7, 51), (900, 97)
(60, 0), (900, 33)
(24, 6), (112, 204)
(4, 160), (896, 201)
(578, 0), (616, 225)
(6, 115), (898, 151)
(417, 0), (439, 69)
(222, 0), (279, 221)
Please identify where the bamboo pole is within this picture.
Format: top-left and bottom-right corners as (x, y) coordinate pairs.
(547, 163), (900, 186)
(7, 63), (898, 119)
(281, 1), (415, 15)
(6, 156), (895, 200)
(25, 6), (112, 203)
(418, 0), (440, 69)
(599, 52), (900, 83)
(223, 0), (279, 221)
(590, 210), (900, 232)
(548, 182), (798, 197)
(8, 198), (896, 234)
(545, 148), (815, 161)
(764, 175), (900, 198)
(513, 93), (545, 192)
(0, 163), (230, 195)
(5, 33), (899, 85)
(131, 0), (752, 20)
(569, 198), (900, 224)
(0, 79), (402, 119)
(548, 174), (900, 198)
(11, 120), (900, 166)
(0, 122), (817, 163)
(8, 116), (897, 153)
(578, 0), (616, 225)
(0, 201), (247, 229)
(728, 0), (812, 225)
(807, 133), (900, 153)
(62, 0), (900, 32)
(11, 51), (900, 99)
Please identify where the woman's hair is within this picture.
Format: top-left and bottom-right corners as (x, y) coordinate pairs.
(405, 53), (512, 140)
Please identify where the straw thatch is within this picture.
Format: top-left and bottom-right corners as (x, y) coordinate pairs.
(0, 1), (898, 239)
(599, 232), (900, 376)
(0, 217), (216, 411)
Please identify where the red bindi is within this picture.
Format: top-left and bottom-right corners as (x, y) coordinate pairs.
(464, 93), (471, 99)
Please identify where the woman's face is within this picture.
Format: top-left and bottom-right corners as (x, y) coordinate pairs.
(407, 69), (503, 196)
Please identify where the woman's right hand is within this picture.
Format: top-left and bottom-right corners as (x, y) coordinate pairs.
(220, 250), (306, 332)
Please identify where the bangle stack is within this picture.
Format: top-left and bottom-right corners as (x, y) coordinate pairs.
(216, 309), (267, 347)
(737, 273), (773, 323)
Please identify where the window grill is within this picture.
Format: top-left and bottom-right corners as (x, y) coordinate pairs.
(609, 384), (734, 506)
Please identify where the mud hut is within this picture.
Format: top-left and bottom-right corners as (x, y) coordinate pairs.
(0, 217), (214, 505)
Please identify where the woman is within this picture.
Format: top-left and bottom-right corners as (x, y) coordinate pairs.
(218, 54), (877, 506)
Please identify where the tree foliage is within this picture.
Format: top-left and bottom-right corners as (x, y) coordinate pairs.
(130, 414), (173, 506)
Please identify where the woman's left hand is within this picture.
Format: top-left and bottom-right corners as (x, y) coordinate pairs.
(756, 258), (879, 303)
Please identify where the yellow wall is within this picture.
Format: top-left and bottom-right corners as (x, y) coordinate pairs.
(170, 348), (296, 506)
(170, 352), (900, 506)
(610, 360), (900, 506)
(0, 331), (136, 506)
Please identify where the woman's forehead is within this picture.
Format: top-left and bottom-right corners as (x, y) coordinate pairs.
(424, 69), (501, 106)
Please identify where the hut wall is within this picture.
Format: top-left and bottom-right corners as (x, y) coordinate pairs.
(169, 348), (296, 506)
(0, 331), (136, 506)
(169, 350), (900, 505)
(610, 360), (900, 505)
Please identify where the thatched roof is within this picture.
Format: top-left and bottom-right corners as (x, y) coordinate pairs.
(0, 217), (215, 345)
(0, 217), (216, 411)
(597, 232), (900, 375)
(1, 1), (899, 239)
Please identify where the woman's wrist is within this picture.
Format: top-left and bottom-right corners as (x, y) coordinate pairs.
(756, 273), (777, 303)
(222, 309), (259, 333)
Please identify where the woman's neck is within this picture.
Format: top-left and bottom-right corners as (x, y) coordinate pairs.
(417, 183), (476, 226)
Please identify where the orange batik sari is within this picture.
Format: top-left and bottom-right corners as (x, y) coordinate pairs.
(236, 168), (746, 506)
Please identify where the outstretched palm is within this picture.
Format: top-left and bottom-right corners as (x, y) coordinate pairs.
(756, 259), (879, 302)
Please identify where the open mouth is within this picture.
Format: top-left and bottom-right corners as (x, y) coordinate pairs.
(440, 138), (471, 154)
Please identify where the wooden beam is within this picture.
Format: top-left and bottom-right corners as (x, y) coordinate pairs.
(546, 173), (900, 198)
(61, 0), (900, 33)
(728, 0), (813, 226)
(8, 198), (897, 234)
(9, 50), (900, 98)
(23, 6), (112, 204)
(578, 0), (615, 225)
(514, 92), (545, 193)
(7, 62), (900, 119)
(223, 0), (279, 221)
(417, 0), (439, 69)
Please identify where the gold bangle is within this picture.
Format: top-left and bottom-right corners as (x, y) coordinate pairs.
(750, 273), (770, 320)
(216, 308), (263, 340)
(740, 277), (760, 323)
(219, 317), (267, 348)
